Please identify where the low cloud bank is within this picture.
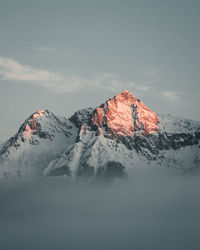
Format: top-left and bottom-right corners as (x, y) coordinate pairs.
(0, 167), (200, 250)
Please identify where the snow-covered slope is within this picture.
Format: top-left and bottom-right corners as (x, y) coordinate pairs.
(0, 110), (78, 179)
(0, 90), (200, 179)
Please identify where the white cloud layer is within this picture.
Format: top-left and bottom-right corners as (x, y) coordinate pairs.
(0, 57), (61, 82)
(33, 47), (58, 53)
(33, 47), (73, 57)
(0, 57), (154, 94)
(0, 57), (181, 102)
(161, 91), (183, 101)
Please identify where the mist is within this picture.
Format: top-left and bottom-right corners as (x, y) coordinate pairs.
(0, 167), (200, 250)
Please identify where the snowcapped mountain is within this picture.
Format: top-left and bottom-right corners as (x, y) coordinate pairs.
(0, 110), (78, 178)
(0, 90), (200, 179)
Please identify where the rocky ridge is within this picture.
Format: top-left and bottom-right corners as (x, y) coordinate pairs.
(0, 90), (200, 179)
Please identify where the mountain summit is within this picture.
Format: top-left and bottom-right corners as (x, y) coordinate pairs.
(92, 90), (159, 136)
(0, 90), (200, 179)
(24, 110), (45, 138)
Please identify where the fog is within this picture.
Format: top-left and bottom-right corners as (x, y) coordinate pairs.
(0, 167), (200, 250)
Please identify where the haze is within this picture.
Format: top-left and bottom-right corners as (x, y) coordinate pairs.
(0, 168), (200, 250)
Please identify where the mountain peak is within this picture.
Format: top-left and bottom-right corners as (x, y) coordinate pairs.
(91, 90), (159, 136)
(119, 89), (135, 96)
(24, 110), (45, 138)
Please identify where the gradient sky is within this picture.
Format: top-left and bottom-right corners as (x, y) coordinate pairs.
(0, 0), (200, 142)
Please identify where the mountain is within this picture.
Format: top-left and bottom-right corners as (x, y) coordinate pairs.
(0, 90), (200, 179)
(0, 110), (78, 179)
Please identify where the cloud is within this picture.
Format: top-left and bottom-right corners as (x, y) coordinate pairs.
(137, 66), (160, 85)
(0, 57), (153, 95)
(141, 66), (159, 78)
(161, 91), (183, 101)
(0, 57), (61, 82)
(33, 47), (72, 57)
(33, 47), (58, 53)
(136, 86), (151, 92)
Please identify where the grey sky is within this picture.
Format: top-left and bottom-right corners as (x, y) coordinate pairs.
(0, 0), (200, 142)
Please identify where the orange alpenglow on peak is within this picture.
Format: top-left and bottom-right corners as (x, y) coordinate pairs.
(92, 90), (159, 136)
(25, 110), (44, 134)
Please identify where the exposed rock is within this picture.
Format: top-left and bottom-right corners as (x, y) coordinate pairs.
(91, 90), (159, 137)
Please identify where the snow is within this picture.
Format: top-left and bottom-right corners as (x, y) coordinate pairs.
(158, 114), (200, 134)
(0, 110), (78, 179)
(0, 91), (200, 180)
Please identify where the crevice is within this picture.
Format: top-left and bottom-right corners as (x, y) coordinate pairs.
(130, 104), (144, 132)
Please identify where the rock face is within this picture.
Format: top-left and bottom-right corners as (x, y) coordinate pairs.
(24, 110), (44, 138)
(91, 90), (159, 136)
(0, 90), (200, 180)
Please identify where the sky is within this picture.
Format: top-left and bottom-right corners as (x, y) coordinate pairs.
(0, 0), (200, 142)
